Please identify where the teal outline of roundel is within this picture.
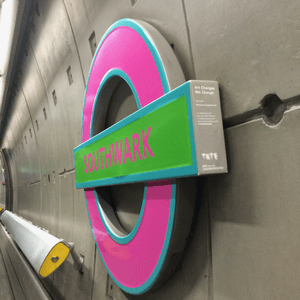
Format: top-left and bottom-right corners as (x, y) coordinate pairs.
(81, 18), (178, 295)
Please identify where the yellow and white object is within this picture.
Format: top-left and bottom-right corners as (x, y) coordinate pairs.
(0, 210), (70, 277)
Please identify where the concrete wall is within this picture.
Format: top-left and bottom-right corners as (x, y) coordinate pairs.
(1, 0), (300, 299)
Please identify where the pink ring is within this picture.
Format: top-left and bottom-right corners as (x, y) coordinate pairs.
(81, 19), (179, 294)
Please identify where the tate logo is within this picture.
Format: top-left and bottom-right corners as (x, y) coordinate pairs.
(202, 153), (218, 160)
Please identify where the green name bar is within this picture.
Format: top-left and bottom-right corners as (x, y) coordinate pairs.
(74, 81), (227, 188)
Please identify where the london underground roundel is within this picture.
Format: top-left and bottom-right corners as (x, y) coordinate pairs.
(79, 19), (197, 294)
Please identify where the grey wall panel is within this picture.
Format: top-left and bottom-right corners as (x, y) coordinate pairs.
(208, 109), (300, 300)
(0, 158), (5, 208)
(5, 125), (20, 189)
(13, 91), (41, 185)
(64, 0), (194, 82)
(40, 172), (60, 236)
(63, 0), (132, 82)
(14, 91), (31, 127)
(13, 120), (36, 188)
(19, 43), (59, 233)
(51, 257), (93, 300)
(12, 189), (19, 213)
(62, 0), (102, 84)
(28, 183), (42, 227)
(10, 91), (43, 222)
(45, 61), (85, 170)
(1, 138), (8, 151)
(6, 113), (22, 151)
(50, 172), (95, 300)
(72, 174), (96, 273)
(29, 0), (86, 170)
(184, 0), (300, 118)
(29, 0), (78, 86)
(58, 174), (74, 242)
(19, 187), (28, 218)
(4, 92), (41, 215)
(21, 186), (32, 222)
(5, 130), (18, 190)
(20, 45), (57, 174)
(91, 253), (110, 300)
(51, 246), (95, 300)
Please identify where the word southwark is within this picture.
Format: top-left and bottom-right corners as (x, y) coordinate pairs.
(84, 127), (154, 174)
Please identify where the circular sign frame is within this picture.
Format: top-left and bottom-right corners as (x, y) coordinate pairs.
(81, 19), (196, 295)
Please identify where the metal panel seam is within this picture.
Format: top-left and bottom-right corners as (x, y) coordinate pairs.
(181, 0), (196, 80)
(19, 82), (42, 223)
(61, 0), (86, 87)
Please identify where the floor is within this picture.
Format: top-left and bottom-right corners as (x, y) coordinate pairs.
(0, 248), (14, 300)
